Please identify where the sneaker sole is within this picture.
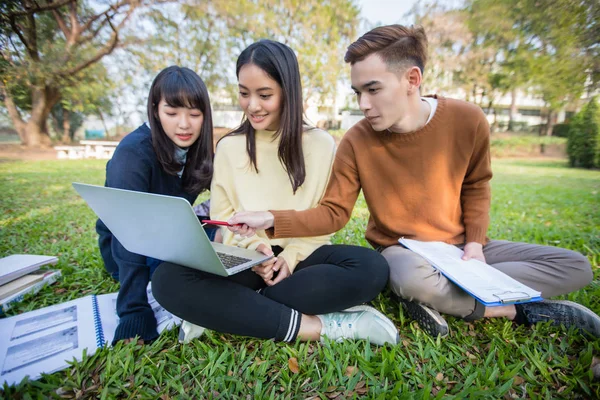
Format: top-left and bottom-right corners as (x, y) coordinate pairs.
(541, 300), (600, 337)
(178, 325), (186, 344)
(178, 323), (206, 344)
(341, 305), (400, 345)
(401, 300), (449, 338)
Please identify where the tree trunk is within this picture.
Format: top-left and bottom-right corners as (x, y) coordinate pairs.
(25, 85), (60, 147)
(545, 110), (555, 136)
(61, 109), (71, 144)
(487, 100), (496, 133)
(508, 88), (517, 132)
(97, 109), (110, 139)
(1, 84), (28, 144)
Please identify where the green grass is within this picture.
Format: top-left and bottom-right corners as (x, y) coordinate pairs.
(0, 158), (599, 399)
(490, 134), (567, 158)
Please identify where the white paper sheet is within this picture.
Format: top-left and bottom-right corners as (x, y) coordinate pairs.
(399, 239), (542, 305)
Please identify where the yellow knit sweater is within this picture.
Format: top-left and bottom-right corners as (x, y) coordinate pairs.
(210, 128), (336, 272)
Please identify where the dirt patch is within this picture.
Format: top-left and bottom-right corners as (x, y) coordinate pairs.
(0, 143), (57, 161)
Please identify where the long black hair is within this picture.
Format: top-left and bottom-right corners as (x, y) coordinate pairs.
(226, 40), (308, 194)
(147, 66), (214, 195)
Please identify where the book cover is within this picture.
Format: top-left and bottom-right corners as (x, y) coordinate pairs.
(0, 255), (58, 286)
(0, 271), (48, 300)
(0, 270), (62, 316)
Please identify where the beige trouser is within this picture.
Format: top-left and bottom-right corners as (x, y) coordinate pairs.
(381, 240), (593, 320)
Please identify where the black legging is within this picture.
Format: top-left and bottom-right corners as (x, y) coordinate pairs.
(152, 244), (389, 342)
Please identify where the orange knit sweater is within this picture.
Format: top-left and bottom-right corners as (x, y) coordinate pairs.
(270, 95), (492, 248)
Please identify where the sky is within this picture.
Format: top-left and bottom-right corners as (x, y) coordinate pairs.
(356, 0), (417, 33)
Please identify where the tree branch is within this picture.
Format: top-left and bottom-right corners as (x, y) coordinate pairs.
(24, 12), (39, 61)
(9, 0), (76, 17)
(8, 18), (37, 60)
(68, 0), (80, 45)
(78, 0), (132, 35)
(51, 8), (71, 40)
(75, 12), (114, 46)
(58, 11), (129, 77)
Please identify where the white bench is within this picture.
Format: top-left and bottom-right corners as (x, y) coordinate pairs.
(54, 146), (85, 159)
(80, 140), (120, 159)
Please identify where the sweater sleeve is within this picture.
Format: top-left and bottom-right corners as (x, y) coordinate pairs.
(103, 143), (157, 343)
(461, 113), (492, 244)
(210, 142), (271, 251)
(270, 138), (361, 238)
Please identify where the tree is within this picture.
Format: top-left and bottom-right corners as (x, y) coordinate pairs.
(51, 62), (114, 142)
(216, 0), (360, 113)
(137, 0), (360, 119)
(0, 0), (155, 147)
(465, 0), (534, 132)
(466, 0), (596, 135)
(408, 1), (511, 132)
(567, 97), (599, 168)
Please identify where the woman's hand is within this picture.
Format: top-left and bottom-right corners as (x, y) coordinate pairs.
(252, 244), (277, 281)
(252, 244), (290, 285)
(265, 257), (290, 286)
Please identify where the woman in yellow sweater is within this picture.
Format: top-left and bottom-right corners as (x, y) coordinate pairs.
(153, 40), (398, 346)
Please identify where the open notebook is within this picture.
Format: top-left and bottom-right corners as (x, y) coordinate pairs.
(399, 238), (543, 306)
(0, 285), (179, 386)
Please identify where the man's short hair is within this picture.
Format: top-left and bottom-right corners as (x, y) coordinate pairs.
(344, 25), (428, 74)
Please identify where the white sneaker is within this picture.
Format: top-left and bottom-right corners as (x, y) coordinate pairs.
(178, 321), (206, 344)
(318, 305), (399, 346)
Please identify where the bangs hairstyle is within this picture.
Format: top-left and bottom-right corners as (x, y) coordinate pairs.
(344, 25), (428, 74)
(147, 66), (214, 195)
(224, 39), (308, 194)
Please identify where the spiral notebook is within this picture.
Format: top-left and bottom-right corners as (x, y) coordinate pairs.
(0, 286), (180, 386)
(399, 238), (543, 306)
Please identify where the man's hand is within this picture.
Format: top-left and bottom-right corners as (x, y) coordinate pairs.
(252, 244), (277, 281)
(228, 211), (275, 237)
(462, 242), (486, 263)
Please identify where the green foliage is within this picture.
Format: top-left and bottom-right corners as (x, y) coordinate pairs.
(464, 0), (595, 116)
(0, 0), (147, 144)
(553, 123), (571, 138)
(0, 158), (599, 398)
(136, 0), (359, 110)
(567, 98), (600, 168)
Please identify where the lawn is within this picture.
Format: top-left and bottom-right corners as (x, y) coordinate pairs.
(0, 158), (599, 399)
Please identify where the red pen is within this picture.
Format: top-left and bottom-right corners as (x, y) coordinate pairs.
(201, 219), (235, 226)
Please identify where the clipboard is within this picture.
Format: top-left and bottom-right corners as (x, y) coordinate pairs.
(399, 238), (543, 306)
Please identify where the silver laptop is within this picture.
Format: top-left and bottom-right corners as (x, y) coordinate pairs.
(72, 182), (272, 276)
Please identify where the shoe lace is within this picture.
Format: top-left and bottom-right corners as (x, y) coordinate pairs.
(325, 313), (359, 340)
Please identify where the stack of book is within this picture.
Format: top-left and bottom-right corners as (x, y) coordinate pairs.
(0, 255), (61, 316)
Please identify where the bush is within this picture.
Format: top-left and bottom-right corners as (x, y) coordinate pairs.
(567, 98), (599, 169)
(552, 123), (570, 138)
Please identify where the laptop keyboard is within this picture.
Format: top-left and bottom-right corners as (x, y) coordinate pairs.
(216, 252), (251, 269)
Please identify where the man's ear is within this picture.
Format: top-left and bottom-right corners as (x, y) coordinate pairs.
(406, 66), (423, 94)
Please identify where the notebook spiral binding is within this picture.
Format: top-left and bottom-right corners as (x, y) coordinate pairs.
(91, 295), (105, 347)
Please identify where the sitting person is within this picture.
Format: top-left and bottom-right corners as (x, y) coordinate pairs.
(228, 25), (600, 338)
(96, 66), (215, 343)
(151, 40), (398, 346)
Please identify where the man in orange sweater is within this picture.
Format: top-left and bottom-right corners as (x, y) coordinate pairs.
(228, 25), (599, 338)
